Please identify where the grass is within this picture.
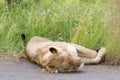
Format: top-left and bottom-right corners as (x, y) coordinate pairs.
(0, 0), (120, 64)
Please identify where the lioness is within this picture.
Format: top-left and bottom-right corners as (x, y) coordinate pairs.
(23, 35), (105, 73)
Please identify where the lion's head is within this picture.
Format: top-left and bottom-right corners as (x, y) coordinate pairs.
(41, 46), (83, 73)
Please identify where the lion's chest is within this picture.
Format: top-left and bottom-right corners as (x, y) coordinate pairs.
(54, 42), (78, 57)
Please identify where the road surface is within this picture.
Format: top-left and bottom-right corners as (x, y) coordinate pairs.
(0, 58), (120, 80)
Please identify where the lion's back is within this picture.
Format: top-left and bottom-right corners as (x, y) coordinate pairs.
(28, 36), (51, 43)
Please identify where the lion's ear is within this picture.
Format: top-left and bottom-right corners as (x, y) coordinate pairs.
(49, 47), (58, 54)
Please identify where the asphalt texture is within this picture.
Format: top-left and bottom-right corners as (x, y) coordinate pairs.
(0, 58), (120, 80)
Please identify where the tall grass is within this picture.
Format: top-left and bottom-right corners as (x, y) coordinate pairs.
(71, 0), (107, 50)
(0, 0), (119, 64)
(104, 0), (120, 64)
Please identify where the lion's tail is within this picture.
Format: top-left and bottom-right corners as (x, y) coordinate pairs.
(21, 34), (26, 47)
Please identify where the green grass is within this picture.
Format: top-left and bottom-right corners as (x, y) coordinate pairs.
(0, 0), (120, 64)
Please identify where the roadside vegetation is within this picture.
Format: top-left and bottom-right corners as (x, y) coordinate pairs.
(0, 0), (119, 64)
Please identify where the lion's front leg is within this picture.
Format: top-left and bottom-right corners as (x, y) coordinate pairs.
(69, 43), (106, 64)
(80, 48), (106, 64)
(69, 43), (97, 58)
(42, 67), (58, 73)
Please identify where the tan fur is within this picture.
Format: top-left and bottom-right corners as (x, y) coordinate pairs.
(26, 36), (105, 73)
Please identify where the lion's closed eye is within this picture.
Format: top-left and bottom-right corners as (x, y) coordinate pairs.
(48, 65), (55, 68)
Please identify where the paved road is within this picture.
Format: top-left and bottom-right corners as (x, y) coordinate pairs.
(0, 58), (120, 80)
